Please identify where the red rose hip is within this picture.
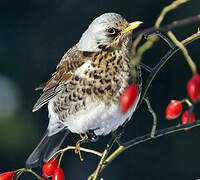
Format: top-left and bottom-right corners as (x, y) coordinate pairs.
(181, 110), (195, 125)
(53, 168), (65, 180)
(166, 100), (182, 120)
(187, 73), (200, 102)
(42, 157), (58, 177)
(120, 83), (138, 113)
(0, 171), (15, 180)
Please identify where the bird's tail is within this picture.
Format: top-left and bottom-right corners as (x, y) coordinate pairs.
(26, 129), (69, 168)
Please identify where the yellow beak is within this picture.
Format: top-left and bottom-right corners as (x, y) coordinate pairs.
(123, 21), (143, 32)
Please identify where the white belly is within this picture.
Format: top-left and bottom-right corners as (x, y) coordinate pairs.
(48, 95), (140, 136)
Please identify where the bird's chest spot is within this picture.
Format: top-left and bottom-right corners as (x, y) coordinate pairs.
(81, 50), (130, 101)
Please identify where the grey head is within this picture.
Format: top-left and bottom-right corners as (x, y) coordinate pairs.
(77, 13), (130, 52)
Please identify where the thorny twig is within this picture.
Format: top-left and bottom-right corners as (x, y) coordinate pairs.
(131, 0), (194, 69)
(138, 30), (200, 108)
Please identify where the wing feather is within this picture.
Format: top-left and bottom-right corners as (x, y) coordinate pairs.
(33, 46), (89, 112)
(33, 88), (57, 112)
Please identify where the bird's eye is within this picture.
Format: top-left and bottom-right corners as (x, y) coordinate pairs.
(107, 28), (116, 35)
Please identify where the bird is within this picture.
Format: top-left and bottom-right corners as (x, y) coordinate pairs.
(26, 12), (143, 169)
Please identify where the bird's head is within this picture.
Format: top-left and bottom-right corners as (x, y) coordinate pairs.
(77, 13), (143, 52)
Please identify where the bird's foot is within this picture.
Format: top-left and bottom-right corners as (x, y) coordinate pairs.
(86, 130), (98, 142)
(75, 134), (88, 161)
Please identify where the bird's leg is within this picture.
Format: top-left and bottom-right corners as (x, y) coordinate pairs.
(75, 130), (98, 161)
(75, 134), (88, 161)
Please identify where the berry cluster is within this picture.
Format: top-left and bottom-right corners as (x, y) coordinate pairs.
(0, 157), (65, 180)
(165, 73), (200, 125)
(166, 100), (195, 125)
(43, 157), (64, 180)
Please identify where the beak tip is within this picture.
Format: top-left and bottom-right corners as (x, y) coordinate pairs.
(135, 21), (143, 24)
(124, 21), (143, 32)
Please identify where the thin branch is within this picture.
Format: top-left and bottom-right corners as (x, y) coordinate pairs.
(133, 14), (200, 38)
(49, 145), (103, 160)
(132, 34), (143, 56)
(130, 0), (195, 69)
(90, 149), (109, 180)
(140, 62), (153, 72)
(181, 30), (200, 44)
(144, 97), (157, 138)
(15, 168), (46, 180)
(64, 145), (102, 157)
(101, 120), (200, 172)
(88, 135), (117, 180)
(131, 0), (184, 67)
(124, 120), (200, 147)
(168, 31), (197, 74)
(131, 34), (158, 68)
(155, 0), (190, 28)
(58, 152), (64, 167)
(148, 32), (175, 49)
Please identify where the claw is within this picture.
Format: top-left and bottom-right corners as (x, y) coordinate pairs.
(86, 130), (98, 142)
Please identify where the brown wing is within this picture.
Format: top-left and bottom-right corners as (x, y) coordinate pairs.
(32, 45), (87, 112)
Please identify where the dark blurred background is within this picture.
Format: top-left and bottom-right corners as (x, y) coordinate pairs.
(0, 0), (200, 179)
